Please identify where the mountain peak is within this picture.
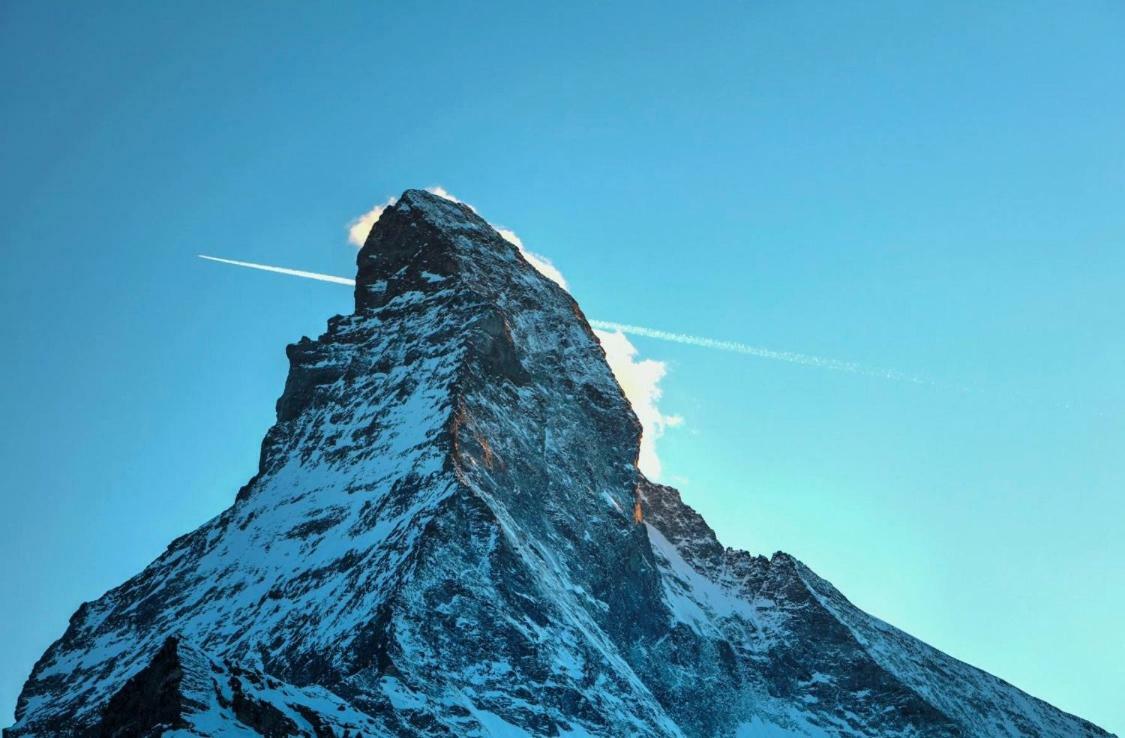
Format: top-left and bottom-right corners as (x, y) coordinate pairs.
(394, 188), (485, 231)
(353, 189), (522, 311)
(7, 195), (1114, 738)
(397, 186), (470, 210)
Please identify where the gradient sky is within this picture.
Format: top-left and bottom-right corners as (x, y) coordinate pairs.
(1, 1), (1122, 732)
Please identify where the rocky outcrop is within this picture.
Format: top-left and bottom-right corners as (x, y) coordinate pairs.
(6, 190), (1113, 737)
(97, 638), (195, 737)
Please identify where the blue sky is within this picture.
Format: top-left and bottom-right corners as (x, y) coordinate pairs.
(1, 1), (1122, 732)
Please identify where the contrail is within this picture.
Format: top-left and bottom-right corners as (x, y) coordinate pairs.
(588, 320), (931, 385)
(198, 255), (356, 286)
(198, 255), (932, 385)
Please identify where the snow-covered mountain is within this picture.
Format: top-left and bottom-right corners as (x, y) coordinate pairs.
(7, 190), (1112, 737)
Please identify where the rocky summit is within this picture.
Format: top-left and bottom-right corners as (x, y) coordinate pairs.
(7, 190), (1113, 737)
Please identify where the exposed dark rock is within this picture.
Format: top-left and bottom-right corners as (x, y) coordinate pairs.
(97, 638), (193, 738)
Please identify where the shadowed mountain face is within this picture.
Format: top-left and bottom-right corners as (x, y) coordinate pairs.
(6, 190), (1111, 738)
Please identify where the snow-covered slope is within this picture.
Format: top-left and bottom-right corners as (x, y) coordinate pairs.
(6, 190), (1112, 737)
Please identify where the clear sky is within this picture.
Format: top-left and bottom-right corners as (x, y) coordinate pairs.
(1, 1), (1122, 732)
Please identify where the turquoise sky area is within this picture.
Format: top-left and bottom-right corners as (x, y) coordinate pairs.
(1, 2), (1122, 732)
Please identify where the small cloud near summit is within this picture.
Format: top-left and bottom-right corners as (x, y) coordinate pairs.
(425, 187), (569, 291)
(594, 329), (684, 480)
(346, 188), (683, 480)
(347, 196), (396, 248)
(425, 186), (463, 205)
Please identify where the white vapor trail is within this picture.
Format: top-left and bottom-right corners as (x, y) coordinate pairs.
(198, 255), (931, 385)
(198, 255), (356, 286)
(589, 320), (930, 385)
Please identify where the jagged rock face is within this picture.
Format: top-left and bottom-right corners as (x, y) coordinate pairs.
(6, 190), (1113, 738)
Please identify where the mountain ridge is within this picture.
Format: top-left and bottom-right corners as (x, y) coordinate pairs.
(7, 189), (1112, 738)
